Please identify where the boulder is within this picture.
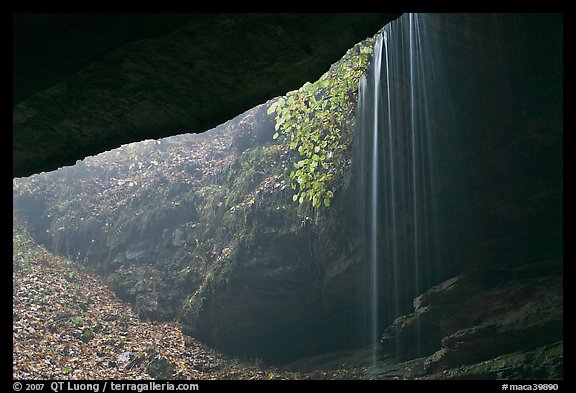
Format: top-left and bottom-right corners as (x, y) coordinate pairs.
(377, 261), (562, 375)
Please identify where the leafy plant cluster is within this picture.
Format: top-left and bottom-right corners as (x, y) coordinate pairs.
(268, 37), (375, 208)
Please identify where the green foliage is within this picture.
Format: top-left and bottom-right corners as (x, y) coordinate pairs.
(268, 38), (375, 208)
(146, 356), (174, 379)
(81, 329), (94, 343)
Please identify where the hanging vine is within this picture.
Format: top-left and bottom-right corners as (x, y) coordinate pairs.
(267, 37), (375, 208)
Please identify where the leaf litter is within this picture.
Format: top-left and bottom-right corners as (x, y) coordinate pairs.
(13, 227), (316, 380)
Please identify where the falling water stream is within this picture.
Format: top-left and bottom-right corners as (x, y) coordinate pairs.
(368, 32), (382, 372)
(356, 13), (459, 373)
(354, 11), (562, 376)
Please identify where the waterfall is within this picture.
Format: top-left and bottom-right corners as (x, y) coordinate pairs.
(353, 11), (563, 371)
(355, 12), (459, 367)
(368, 32), (384, 373)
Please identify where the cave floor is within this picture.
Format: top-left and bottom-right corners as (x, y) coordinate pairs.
(12, 229), (385, 380)
(13, 226), (562, 381)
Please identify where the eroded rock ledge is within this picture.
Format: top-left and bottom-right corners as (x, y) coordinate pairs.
(13, 13), (401, 177)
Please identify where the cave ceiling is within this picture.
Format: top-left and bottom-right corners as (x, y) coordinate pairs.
(13, 13), (401, 177)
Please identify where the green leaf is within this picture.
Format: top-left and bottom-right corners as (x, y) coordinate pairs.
(273, 132), (279, 140)
(323, 198), (331, 207)
(267, 102), (278, 115)
(303, 82), (314, 93)
(293, 194), (299, 202)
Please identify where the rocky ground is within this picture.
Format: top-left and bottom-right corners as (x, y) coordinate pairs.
(12, 224), (563, 380)
(14, 225), (282, 380)
(12, 225), (374, 380)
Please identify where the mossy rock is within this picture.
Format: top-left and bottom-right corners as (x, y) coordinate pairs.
(81, 329), (94, 343)
(438, 341), (563, 380)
